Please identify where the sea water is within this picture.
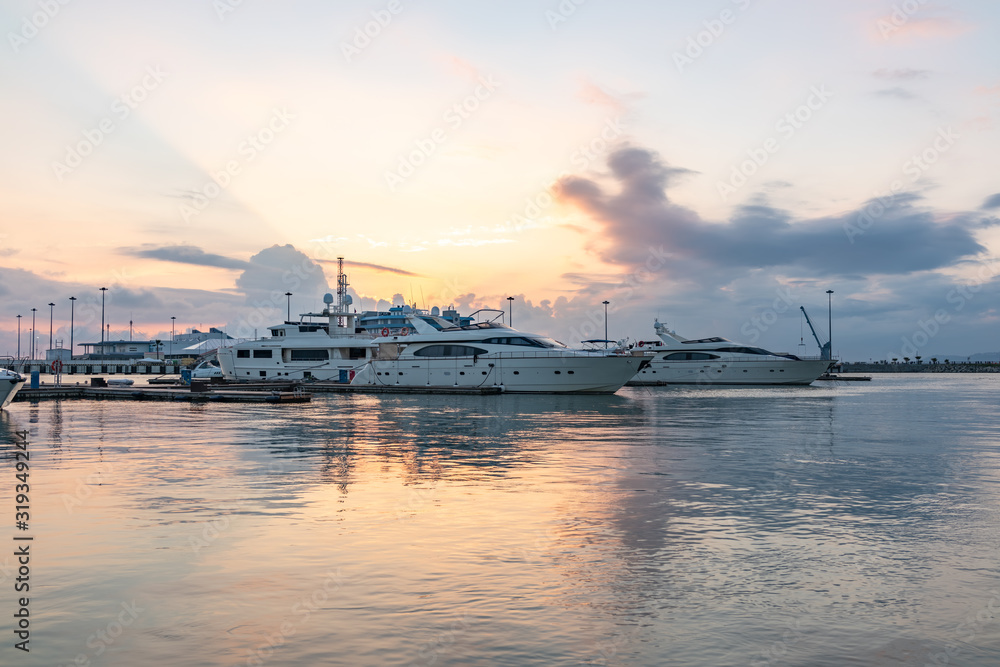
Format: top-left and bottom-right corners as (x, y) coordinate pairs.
(2, 374), (999, 666)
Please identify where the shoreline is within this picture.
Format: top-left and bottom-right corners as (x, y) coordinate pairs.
(841, 363), (1000, 373)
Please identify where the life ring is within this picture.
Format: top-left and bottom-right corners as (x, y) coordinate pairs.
(400, 328), (408, 336)
(51, 360), (63, 373)
(380, 327), (390, 337)
(637, 341), (645, 347)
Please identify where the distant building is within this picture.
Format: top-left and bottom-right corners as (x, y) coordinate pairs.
(77, 327), (233, 360)
(78, 340), (157, 360)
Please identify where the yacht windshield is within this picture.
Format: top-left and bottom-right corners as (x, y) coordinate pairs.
(712, 346), (780, 356)
(479, 336), (566, 348)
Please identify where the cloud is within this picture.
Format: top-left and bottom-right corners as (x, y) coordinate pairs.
(554, 146), (985, 280)
(981, 193), (1000, 210)
(317, 259), (421, 277)
(875, 15), (971, 42)
(873, 68), (931, 80)
(576, 80), (641, 115)
(120, 244), (249, 270)
(235, 244), (329, 301)
(875, 87), (918, 100)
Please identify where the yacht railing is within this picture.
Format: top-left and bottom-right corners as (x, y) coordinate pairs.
(396, 350), (632, 361)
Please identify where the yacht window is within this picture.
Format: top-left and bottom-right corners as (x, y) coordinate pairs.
(418, 317), (446, 330)
(480, 336), (550, 347)
(290, 349), (329, 361)
(664, 352), (721, 361)
(712, 347), (774, 356)
(237, 350), (250, 358)
(412, 345), (488, 357)
(349, 347), (367, 360)
(253, 349), (273, 358)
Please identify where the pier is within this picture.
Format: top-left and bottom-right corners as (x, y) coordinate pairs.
(12, 380), (503, 403)
(15, 385), (312, 404)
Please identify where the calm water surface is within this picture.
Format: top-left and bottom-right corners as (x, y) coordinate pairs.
(2, 374), (1000, 666)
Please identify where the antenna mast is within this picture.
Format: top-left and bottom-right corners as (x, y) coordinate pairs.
(337, 257), (348, 327)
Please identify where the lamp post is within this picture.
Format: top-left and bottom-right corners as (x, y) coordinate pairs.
(99, 287), (108, 344)
(16, 315), (21, 359)
(285, 292), (293, 321)
(506, 296), (514, 327)
(826, 290), (834, 360)
(171, 316), (176, 342)
(69, 297), (76, 357)
(602, 301), (610, 349)
(30, 308), (36, 360)
(48, 302), (55, 351)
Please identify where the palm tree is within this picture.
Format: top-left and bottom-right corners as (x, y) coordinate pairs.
(931, 358), (938, 364)
(892, 358), (898, 363)
(903, 357), (910, 363)
(915, 356), (922, 363)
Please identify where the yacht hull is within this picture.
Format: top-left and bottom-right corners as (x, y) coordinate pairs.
(629, 357), (832, 386)
(352, 354), (644, 394)
(1, 373), (25, 409)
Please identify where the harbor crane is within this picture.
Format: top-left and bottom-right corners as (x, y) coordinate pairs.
(799, 306), (832, 360)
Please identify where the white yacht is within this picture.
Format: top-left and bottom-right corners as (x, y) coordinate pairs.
(1, 367), (26, 409)
(350, 310), (649, 394)
(629, 319), (833, 386)
(217, 259), (376, 382)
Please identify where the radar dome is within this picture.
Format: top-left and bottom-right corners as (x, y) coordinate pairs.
(323, 293), (334, 304)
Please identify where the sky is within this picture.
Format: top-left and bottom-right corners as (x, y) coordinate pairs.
(1, 0), (999, 362)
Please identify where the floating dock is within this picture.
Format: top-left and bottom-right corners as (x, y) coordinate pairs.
(14, 386), (312, 404)
(12, 381), (502, 403)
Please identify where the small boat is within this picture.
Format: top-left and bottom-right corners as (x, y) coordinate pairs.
(106, 378), (135, 386)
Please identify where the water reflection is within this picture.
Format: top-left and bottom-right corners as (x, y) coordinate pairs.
(5, 376), (1000, 666)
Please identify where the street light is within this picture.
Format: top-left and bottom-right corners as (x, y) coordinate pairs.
(69, 297), (76, 357)
(506, 296), (514, 327)
(99, 287), (108, 345)
(48, 302), (55, 351)
(30, 308), (36, 360)
(16, 315), (21, 359)
(602, 301), (610, 349)
(826, 290), (834, 360)
(285, 292), (293, 321)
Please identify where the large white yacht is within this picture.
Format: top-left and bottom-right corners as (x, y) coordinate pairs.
(1, 366), (26, 409)
(217, 259), (376, 382)
(350, 310), (649, 394)
(629, 319), (833, 386)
